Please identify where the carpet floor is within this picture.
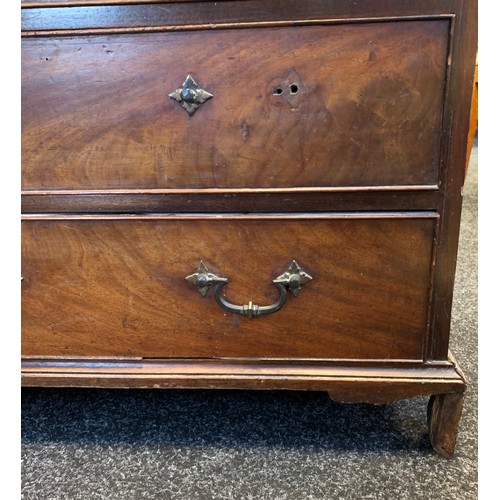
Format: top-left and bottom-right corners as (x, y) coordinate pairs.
(21, 143), (478, 500)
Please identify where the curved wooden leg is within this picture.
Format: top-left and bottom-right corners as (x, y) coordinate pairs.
(428, 392), (465, 458)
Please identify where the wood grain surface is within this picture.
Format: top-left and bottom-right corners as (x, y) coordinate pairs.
(22, 214), (436, 359)
(22, 20), (448, 190)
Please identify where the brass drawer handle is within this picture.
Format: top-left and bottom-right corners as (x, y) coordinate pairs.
(186, 260), (313, 319)
(169, 74), (213, 116)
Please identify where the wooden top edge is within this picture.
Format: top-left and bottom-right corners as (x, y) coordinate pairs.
(22, 0), (229, 7)
(21, 356), (455, 369)
(20, 356), (427, 365)
(22, 186), (440, 196)
(21, 212), (440, 221)
(19, 0), (456, 8)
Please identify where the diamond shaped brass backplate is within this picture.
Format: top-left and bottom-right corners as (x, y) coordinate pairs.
(169, 75), (213, 117)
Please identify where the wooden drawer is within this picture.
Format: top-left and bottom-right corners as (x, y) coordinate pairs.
(22, 214), (436, 361)
(22, 20), (448, 191)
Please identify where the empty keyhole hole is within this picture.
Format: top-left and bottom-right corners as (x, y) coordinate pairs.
(273, 87), (283, 96)
(290, 84), (299, 94)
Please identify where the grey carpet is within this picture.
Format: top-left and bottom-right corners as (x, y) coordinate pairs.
(21, 142), (478, 500)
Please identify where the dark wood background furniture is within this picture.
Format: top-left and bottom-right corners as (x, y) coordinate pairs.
(21, 0), (478, 457)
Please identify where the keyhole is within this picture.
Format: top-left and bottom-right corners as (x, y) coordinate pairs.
(272, 84), (299, 97)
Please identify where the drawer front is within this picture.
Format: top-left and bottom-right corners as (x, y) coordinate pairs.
(22, 20), (448, 190)
(22, 215), (436, 360)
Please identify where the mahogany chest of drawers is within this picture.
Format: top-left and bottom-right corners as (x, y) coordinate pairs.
(21, 0), (477, 457)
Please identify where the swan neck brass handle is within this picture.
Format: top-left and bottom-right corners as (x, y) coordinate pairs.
(185, 260), (313, 319)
